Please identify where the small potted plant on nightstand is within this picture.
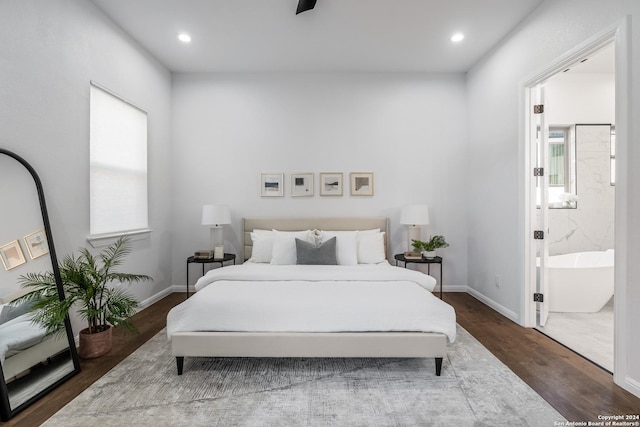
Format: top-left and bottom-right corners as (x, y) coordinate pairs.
(17, 236), (152, 359)
(411, 235), (449, 259)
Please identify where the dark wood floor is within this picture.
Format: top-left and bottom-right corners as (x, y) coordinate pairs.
(4, 292), (639, 425)
(5, 292), (185, 427)
(448, 292), (640, 420)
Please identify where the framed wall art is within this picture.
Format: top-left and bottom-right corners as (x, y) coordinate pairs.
(350, 172), (374, 196)
(290, 173), (314, 197)
(319, 172), (343, 196)
(260, 172), (284, 197)
(23, 229), (49, 260)
(0, 240), (26, 271)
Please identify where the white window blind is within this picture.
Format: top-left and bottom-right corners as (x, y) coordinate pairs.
(90, 82), (148, 237)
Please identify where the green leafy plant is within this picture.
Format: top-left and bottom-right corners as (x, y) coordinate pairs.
(411, 235), (450, 252)
(16, 236), (152, 336)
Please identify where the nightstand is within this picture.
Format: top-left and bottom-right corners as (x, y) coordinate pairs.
(394, 253), (443, 299)
(186, 253), (236, 298)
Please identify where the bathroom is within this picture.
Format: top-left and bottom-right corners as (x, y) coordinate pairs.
(536, 43), (615, 372)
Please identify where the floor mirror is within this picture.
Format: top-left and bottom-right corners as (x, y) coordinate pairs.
(0, 148), (80, 421)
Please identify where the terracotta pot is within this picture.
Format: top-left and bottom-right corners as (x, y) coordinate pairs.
(78, 325), (112, 359)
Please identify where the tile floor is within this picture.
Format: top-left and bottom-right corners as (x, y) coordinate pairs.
(536, 297), (613, 372)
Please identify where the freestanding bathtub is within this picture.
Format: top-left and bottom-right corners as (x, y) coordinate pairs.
(539, 250), (614, 313)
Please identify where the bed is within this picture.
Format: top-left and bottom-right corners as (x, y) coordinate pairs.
(167, 217), (456, 376)
(0, 289), (69, 380)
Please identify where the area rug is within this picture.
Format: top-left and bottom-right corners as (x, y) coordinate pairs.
(44, 326), (565, 426)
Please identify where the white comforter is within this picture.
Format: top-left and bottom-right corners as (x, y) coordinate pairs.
(195, 262), (437, 292)
(167, 263), (456, 343)
(0, 313), (46, 363)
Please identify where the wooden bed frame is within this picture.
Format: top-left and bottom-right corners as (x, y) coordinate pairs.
(171, 217), (447, 376)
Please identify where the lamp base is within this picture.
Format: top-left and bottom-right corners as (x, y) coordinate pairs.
(408, 226), (421, 251)
(210, 226), (224, 252)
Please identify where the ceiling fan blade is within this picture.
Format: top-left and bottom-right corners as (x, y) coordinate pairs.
(296, 0), (317, 14)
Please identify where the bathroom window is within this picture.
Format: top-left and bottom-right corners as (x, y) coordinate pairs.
(610, 126), (616, 186)
(548, 128), (568, 187)
(536, 125), (576, 208)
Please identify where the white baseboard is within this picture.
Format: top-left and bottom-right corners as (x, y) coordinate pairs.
(73, 285), (180, 347)
(440, 285), (519, 324)
(441, 285), (468, 292)
(622, 376), (640, 399)
(465, 287), (519, 324)
(171, 284), (187, 293)
(137, 285), (181, 311)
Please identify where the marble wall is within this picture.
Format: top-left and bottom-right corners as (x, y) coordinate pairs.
(547, 124), (615, 255)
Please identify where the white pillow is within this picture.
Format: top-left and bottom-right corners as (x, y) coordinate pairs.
(319, 230), (358, 265)
(248, 229), (273, 263)
(252, 229), (272, 236)
(270, 230), (315, 265)
(358, 231), (386, 264)
(357, 228), (380, 239)
(359, 228), (380, 234)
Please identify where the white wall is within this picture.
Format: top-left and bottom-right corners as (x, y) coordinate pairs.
(466, 0), (640, 397)
(0, 0), (174, 332)
(171, 73), (468, 291)
(546, 73), (616, 125)
(545, 73), (615, 255)
(0, 156), (49, 296)
(547, 125), (615, 255)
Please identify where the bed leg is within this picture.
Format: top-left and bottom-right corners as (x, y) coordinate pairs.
(176, 357), (184, 375)
(435, 357), (443, 376)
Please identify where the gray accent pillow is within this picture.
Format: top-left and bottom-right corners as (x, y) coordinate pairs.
(295, 237), (337, 265)
(0, 300), (32, 325)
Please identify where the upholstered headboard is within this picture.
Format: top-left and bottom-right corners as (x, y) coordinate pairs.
(0, 288), (30, 305)
(243, 217), (390, 262)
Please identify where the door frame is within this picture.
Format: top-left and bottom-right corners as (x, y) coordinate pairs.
(520, 17), (630, 388)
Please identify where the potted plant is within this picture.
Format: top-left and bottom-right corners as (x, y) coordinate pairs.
(411, 235), (449, 259)
(17, 236), (151, 359)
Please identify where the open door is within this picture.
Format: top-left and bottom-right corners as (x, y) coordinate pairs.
(532, 86), (550, 327)
(522, 29), (625, 387)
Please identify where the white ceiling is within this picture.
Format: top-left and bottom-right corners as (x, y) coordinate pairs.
(90, 0), (543, 73)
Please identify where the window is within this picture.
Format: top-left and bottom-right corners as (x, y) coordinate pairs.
(548, 128), (568, 188)
(89, 82), (149, 240)
(536, 125), (576, 208)
(610, 126), (616, 186)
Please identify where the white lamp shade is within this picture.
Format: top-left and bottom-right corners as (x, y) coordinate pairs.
(400, 204), (430, 226)
(201, 204), (231, 226)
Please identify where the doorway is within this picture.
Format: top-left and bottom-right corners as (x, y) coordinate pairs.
(522, 30), (623, 374)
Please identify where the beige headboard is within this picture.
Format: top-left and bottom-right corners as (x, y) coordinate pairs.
(0, 287), (31, 304)
(243, 217), (390, 262)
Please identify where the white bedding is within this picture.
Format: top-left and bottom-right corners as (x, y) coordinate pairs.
(194, 262), (437, 292)
(0, 313), (46, 363)
(168, 263), (456, 343)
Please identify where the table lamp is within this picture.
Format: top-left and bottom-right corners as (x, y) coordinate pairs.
(201, 204), (231, 253)
(400, 204), (430, 251)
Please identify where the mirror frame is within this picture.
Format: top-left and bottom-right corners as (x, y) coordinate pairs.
(0, 148), (80, 421)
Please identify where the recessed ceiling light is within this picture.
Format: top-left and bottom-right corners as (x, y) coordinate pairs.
(451, 33), (464, 43)
(177, 33), (192, 43)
